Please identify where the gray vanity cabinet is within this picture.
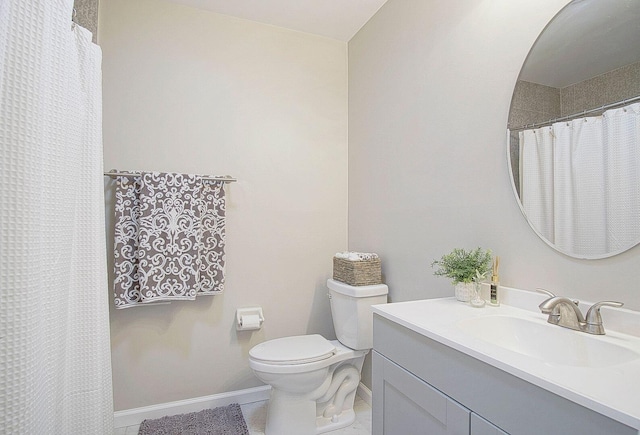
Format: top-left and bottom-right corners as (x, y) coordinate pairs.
(372, 351), (506, 435)
(470, 414), (508, 435)
(372, 314), (637, 435)
(372, 351), (470, 434)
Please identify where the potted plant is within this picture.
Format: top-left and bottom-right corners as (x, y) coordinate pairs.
(431, 247), (492, 302)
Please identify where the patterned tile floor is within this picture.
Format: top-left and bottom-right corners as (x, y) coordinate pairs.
(114, 395), (372, 435)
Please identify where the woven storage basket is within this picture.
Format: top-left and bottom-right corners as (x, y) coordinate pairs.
(333, 257), (382, 286)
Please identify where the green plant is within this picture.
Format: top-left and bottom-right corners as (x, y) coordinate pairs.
(431, 247), (492, 284)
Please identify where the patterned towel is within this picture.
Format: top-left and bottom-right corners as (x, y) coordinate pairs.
(113, 172), (225, 308)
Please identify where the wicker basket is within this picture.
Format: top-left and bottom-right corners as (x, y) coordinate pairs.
(333, 257), (382, 286)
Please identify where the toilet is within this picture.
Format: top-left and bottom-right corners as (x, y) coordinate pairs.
(249, 278), (388, 434)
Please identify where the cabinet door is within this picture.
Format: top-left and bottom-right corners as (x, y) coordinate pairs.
(373, 351), (470, 435)
(470, 413), (509, 435)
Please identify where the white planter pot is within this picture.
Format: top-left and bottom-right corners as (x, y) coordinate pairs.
(454, 282), (475, 302)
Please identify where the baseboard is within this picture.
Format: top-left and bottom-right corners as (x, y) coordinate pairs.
(114, 385), (271, 429)
(115, 382), (371, 428)
(357, 382), (372, 406)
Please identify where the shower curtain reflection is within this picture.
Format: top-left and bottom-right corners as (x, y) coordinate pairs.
(519, 102), (640, 258)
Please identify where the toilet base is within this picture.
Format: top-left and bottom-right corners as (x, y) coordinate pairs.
(316, 408), (356, 434)
(260, 344), (366, 435)
(265, 389), (317, 435)
(264, 385), (360, 435)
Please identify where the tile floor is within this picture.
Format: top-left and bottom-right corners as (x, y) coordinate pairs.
(114, 395), (372, 435)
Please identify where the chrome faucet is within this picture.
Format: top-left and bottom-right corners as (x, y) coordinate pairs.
(584, 301), (625, 335)
(536, 289), (623, 335)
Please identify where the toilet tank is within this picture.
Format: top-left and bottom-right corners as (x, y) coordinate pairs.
(327, 279), (388, 350)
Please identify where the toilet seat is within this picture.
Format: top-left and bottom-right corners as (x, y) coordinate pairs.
(249, 334), (336, 365)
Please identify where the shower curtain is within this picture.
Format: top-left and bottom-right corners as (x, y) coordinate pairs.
(0, 1), (113, 433)
(519, 102), (640, 258)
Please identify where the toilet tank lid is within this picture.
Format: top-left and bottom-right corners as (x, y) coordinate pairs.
(249, 334), (336, 365)
(327, 279), (388, 297)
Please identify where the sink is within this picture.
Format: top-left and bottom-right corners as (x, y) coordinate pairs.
(457, 315), (640, 368)
(374, 292), (640, 430)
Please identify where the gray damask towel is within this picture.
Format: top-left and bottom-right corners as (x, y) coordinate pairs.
(113, 172), (226, 308)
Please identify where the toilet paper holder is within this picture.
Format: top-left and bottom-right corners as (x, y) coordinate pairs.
(236, 307), (264, 331)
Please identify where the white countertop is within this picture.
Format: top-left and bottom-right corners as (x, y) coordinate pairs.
(372, 287), (640, 431)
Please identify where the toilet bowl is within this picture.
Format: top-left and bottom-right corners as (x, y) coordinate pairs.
(249, 279), (388, 435)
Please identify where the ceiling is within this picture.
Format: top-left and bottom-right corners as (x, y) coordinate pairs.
(163, 0), (639, 87)
(520, 0), (640, 88)
(164, 0), (389, 41)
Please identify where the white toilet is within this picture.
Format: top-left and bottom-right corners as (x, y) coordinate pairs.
(249, 278), (388, 434)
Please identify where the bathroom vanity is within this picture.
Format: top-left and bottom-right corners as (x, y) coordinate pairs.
(371, 288), (640, 435)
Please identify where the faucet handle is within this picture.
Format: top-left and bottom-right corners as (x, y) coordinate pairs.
(585, 301), (624, 335)
(536, 288), (556, 298)
(586, 301), (624, 323)
(537, 288), (580, 305)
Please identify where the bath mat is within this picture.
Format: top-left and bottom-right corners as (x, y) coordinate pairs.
(138, 403), (249, 435)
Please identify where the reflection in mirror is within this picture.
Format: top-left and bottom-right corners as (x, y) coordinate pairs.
(507, 0), (640, 259)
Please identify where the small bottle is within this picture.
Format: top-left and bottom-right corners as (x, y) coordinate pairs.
(489, 257), (500, 306)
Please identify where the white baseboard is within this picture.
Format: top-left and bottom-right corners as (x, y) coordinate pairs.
(114, 385), (271, 429)
(357, 382), (372, 406)
(115, 382), (371, 428)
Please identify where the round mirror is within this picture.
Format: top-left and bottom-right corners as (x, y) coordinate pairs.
(507, 0), (640, 259)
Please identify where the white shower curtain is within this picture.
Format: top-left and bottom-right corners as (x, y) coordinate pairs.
(519, 102), (640, 258)
(0, 1), (113, 433)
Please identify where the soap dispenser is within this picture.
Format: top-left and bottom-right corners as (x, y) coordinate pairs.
(489, 256), (500, 306)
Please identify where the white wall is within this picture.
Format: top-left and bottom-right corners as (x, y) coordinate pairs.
(349, 0), (640, 318)
(99, 0), (348, 410)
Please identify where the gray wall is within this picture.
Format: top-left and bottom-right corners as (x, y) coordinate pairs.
(561, 60), (640, 116)
(100, 0), (348, 410)
(73, 0), (98, 42)
(509, 60), (640, 129)
(509, 81), (560, 129)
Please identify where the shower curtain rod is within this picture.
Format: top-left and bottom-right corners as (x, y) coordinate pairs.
(103, 171), (237, 183)
(509, 94), (640, 132)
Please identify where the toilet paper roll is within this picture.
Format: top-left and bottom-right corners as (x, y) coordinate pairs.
(240, 314), (262, 330)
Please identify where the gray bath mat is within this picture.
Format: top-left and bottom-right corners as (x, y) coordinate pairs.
(138, 403), (250, 435)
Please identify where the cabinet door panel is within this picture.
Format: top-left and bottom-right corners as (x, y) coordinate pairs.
(373, 351), (470, 435)
(471, 413), (509, 435)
